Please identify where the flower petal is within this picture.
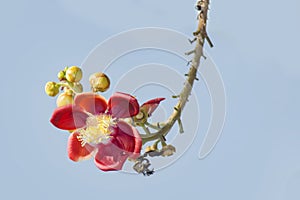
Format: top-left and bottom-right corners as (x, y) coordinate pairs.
(107, 92), (139, 118)
(112, 121), (142, 159)
(94, 141), (128, 171)
(94, 121), (142, 171)
(74, 93), (107, 115)
(50, 105), (88, 130)
(141, 97), (165, 117)
(68, 132), (96, 162)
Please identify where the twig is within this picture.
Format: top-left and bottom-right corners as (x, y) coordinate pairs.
(141, 0), (212, 144)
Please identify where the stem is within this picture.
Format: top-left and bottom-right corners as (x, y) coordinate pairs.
(153, 139), (160, 149)
(145, 122), (163, 130)
(177, 118), (184, 134)
(159, 136), (167, 147)
(57, 82), (77, 94)
(141, 0), (212, 144)
(141, 124), (151, 135)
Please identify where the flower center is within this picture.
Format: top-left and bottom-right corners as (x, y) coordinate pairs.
(77, 114), (117, 147)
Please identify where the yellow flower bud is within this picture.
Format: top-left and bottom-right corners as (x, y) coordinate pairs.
(89, 72), (110, 92)
(45, 82), (60, 97)
(65, 66), (82, 83)
(57, 70), (65, 81)
(56, 92), (74, 107)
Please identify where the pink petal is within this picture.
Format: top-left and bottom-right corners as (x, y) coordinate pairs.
(68, 132), (95, 162)
(94, 121), (142, 171)
(141, 97), (165, 116)
(107, 92), (139, 118)
(94, 141), (128, 171)
(112, 121), (142, 159)
(50, 105), (88, 130)
(74, 93), (107, 115)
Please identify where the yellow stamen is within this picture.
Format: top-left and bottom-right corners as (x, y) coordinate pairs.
(77, 114), (116, 147)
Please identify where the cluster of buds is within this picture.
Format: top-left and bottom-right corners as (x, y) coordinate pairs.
(57, 66), (82, 82)
(45, 66), (82, 107)
(45, 66), (111, 108)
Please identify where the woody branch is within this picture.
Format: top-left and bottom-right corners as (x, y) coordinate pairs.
(141, 0), (213, 144)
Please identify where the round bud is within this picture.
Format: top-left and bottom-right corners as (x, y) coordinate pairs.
(56, 92), (74, 107)
(65, 66), (82, 83)
(57, 70), (65, 81)
(89, 72), (110, 92)
(45, 82), (60, 97)
(135, 111), (144, 120)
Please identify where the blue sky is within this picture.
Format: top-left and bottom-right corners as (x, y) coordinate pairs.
(1, 0), (300, 200)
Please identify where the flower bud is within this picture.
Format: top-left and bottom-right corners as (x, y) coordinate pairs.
(89, 72), (110, 92)
(65, 66), (82, 83)
(45, 82), (60, 97)
(56, 92), (74, 107)
(57, 70), (65, 81)
(133, 110), (147, 125)
(161, 145), (176, 157)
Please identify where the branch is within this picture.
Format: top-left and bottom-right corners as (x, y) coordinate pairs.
(141, 0), (212, 144)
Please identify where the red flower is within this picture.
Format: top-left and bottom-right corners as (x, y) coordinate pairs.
(50, 92), (164, 171)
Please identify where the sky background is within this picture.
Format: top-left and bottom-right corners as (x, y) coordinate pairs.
(1, 0), (300, 200)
